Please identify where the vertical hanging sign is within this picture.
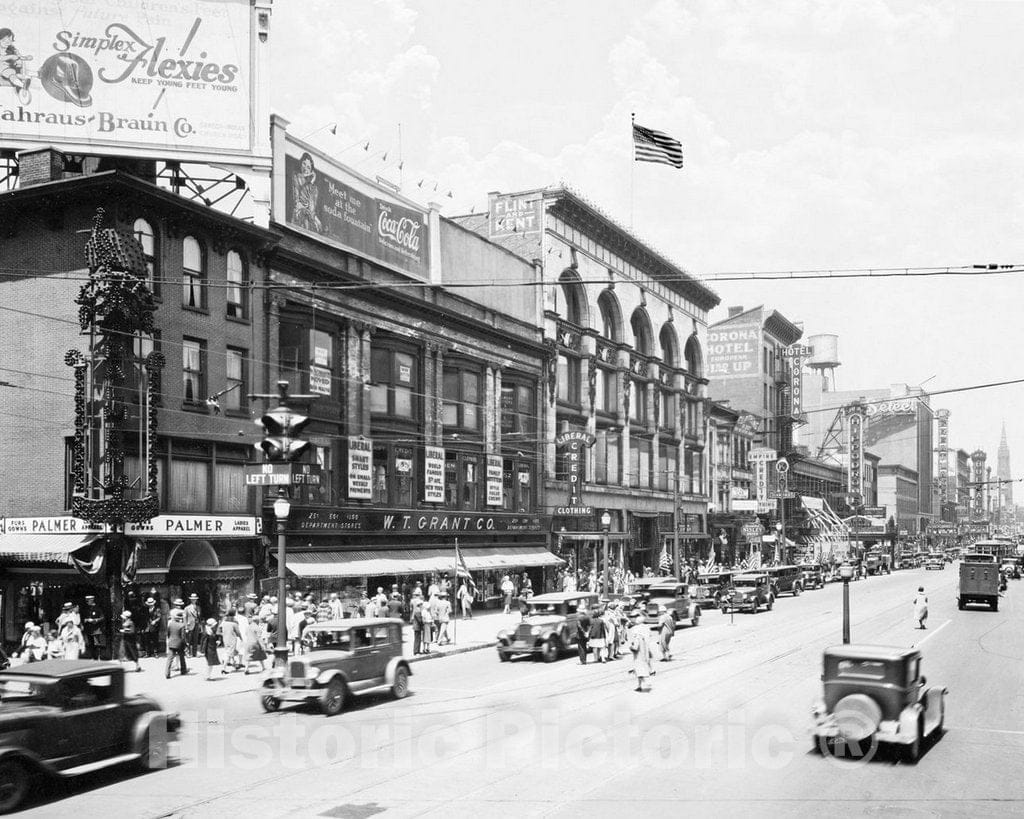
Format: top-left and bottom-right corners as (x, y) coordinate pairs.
(936, 409), (950, 505)
(783, 345), (810, 419)
(486, 455), (504, 506)
(423, 446), (445, 503)
(347, 436), (373, 500)
(847, 406), (866, 503)
(554, 431), (596, 515)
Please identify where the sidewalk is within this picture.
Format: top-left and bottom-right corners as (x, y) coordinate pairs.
(111, 609), (521, 705)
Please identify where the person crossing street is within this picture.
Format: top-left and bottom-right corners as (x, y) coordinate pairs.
(164, 608), (188, 678)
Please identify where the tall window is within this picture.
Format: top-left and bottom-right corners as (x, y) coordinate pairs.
(226, 250), (247, 319)
(500, 382), (536, 436)
(630, 378), (648, 425)
(182, 236), (205, 309)
(309, 329), (334, 399)
(444, 451), (479, 510)
(133, 218), (158, 295)
(556, 354), (581, 405)
(224, 347), (247, 412)
(182, 338), (205, 404)
(370, 347), (418, 419)
(443, 366), (481, 431)
(629, 438), (652, 488)
(594, 428), (620, 485)
(169, 457), (208, 511)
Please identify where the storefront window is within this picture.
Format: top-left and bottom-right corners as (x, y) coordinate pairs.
(444, 450), (480, 510)
(443, 366), (481, 431)
(502, 458), (534, 512)
(213, 462), (247, 512)
(370, 347), (418, 419)
(500, 382), (536, 436)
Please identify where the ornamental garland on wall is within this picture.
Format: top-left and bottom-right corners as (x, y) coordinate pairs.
(66, 208), (161, 525)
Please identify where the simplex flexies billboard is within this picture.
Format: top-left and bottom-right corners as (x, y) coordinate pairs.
(0, 0), (255, 159)
(273, 124), (432, 282)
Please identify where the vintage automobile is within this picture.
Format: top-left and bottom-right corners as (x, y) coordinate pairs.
(642, 581), (701, 627)
(925, 554), (945, 571)
(798, 564), (826, 590)
(0, 660), (180, 814)
(1000, 561), (1021, 580)
(693, 571), (735, 609)
(259, 618), (412, 716)
(765, 564), (804, 597)
(721, 573), (774, 613)
(812, 644), (947, 762)
(496, 592), (599, 662)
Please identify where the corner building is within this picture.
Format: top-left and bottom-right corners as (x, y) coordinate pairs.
(455, 187), (720, 583)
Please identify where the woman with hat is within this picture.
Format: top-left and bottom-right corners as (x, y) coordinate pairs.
(118, 610), (142, 673)
(200, 618), (221, 680)
(57, 602), (84, 661)
(627, 610), (654, 692)
(21, 624), (47, 663)
(242, 614), (268, 674)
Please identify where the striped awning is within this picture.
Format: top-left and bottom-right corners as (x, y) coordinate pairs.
(0, 533), (99, 564)
(284, 547), (563, 578)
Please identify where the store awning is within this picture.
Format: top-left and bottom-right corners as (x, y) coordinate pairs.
(284, 547), (564, 579)
(0, 533), (99, 564)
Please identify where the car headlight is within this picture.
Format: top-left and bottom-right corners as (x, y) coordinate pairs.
(305, 667), (319, 680)
(497, 629), (509, 639)
(657, 605), (666, 613)
(531, 626), (542, 636)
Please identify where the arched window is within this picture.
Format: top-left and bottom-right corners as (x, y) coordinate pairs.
(660, 324), (680, 431)
(182, 236), (205, 310)
(598, 291), (621, 342)
(630, 308), (653, 355)
(226, 250), (247, 319)
(685, 335), (703, 378)
(558, 270), (587, 326)
(132, 218), (158, 295)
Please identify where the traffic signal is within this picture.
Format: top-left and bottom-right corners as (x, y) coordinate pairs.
(259, 404), (310, 462)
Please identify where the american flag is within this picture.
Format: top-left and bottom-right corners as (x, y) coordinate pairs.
(632, 122), (684, 168)
(659, 546), (672, 573)
(455, 542), (472, 580)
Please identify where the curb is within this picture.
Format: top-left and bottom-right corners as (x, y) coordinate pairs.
(407, 640), (495, 664)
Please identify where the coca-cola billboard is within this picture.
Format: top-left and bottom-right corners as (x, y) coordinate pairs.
(277, 132), (430, 281)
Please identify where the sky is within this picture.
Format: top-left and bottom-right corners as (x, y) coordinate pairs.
(271, 0), (1024, 478)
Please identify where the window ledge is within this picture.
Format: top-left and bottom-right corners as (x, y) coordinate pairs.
(181, 401), (209, 414)
(182, 305), (209, 316)
(225, 314), (250, 326)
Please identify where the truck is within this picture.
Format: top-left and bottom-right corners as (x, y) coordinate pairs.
(958, 553), (999, 611)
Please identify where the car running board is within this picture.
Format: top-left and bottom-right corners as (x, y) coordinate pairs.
(59, 753), (141, 776)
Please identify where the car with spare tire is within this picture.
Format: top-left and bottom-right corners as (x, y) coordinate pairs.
(496, 592), (599, 662)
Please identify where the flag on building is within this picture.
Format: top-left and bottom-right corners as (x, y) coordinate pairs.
(659, 545), (671, 573)
(632, 122), (684, 168)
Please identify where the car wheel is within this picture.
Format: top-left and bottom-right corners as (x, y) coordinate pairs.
(260, 685), (282, 712)
(136, 720), (169, 770)
(497, 649), (510, 662)
(751, 599), (759, 614)
(540, 639), (559, 663)
(903, 715), (924, 763)
(992, 599), (999, 612)
(957, 597), (965, 611)
(320, 679), (346, 716)
(392, 665), (410, 699)
(0, 760), (31, 814)
(691, 608), (701, 627)
(793, 584), (801, 597)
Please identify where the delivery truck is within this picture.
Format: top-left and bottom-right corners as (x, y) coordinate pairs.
(958, 553), (999, 611)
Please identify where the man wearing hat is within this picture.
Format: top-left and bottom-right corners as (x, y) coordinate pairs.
(243, 592), (258, 619)
(118, 610), (142, 672)
(164, 607), (188, 678)
(432, 590), (452, 645)
(184, 594), (202, 658)
(80, 593), (106, 660)
(141, 596), (160, 658)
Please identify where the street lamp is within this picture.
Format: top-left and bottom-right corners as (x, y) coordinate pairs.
(839, 562), (855, 644)
(273, 490), (291, 667)
(600, 510), (612, 596)
(775, 521), (783, 564)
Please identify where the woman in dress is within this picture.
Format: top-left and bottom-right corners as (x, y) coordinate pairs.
(588, 605), (607, 663)
(243, 614), (268, 674)
(200, 618), (221, 680)
(57, 603), (84, 660)
(118, 610), (142, 672)
(219, 610), (243, 672)
(913, 586), (928, 629)
(628, 611), (654, 691)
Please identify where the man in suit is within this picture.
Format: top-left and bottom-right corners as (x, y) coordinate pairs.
(164, 608), (188, 678)
(80, 593), (106, 660)
(576, 603), (591, 664)
(183, 594), (201, 658)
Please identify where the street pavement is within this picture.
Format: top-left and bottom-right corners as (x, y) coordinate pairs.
(17, 566), (1024, 817)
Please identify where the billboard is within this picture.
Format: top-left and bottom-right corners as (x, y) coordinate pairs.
(273, 127), (431, 281)
(488, 192), (543, 238)
(707, 321), (761, 380)
(0, 1), (256, 160)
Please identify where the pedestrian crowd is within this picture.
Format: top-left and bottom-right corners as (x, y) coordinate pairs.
(573, 599), (676, 692)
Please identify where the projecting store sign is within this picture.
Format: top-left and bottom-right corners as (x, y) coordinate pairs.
(555, 431), (595, 515)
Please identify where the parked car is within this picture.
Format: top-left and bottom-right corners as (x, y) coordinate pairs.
(925, 555), (945, 571)
(0, 660), (180, 814)
(642, 581), (701, 627)
(259, 618), (412, 715)
(798, 564), (826, 590)
(496, 592), (599, 662)
(812, 644), (947, 762)
(722, 573), (774, 613)
(1000, 561), (1021, 580)
(765, 564), (804, 597)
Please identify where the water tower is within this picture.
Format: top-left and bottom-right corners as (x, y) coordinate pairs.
(806, 333), (840, 392)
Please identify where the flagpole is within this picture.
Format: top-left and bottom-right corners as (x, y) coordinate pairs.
(453, 538), (458, 645)
(629, 112), (636, 229)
